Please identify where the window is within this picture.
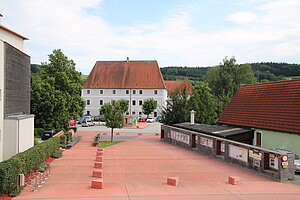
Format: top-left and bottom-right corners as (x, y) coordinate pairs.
(139, 100), (142, 106)
(154, 90), (158, 95)
(139, 111), (142, 116)
(126, 112), (129, 115)
(100, 100), (103, 105)
(87, 111), (90, 115)
(133, 90), (136, 94)
(126, 90), (129, 94)
(87, 100), (90, 105)
(87, 90), (90, 94)
(154, 112), (157, 117)
(256, 132), (262, 147)
(132, 111), (136, 115)
(100, 90), (103, 94)
(112, 90), (116, 94)
(139, 90), (143, 94)
(132, 100), (136, 106)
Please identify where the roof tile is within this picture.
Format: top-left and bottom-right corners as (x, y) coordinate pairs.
(218, 79), (300, 134)
(84, 60), (166, 89)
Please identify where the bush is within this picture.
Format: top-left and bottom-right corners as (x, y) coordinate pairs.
(59, 135), (67, 147)
(34, 137), (39, 146)
(0, 159), (20, 195)
(65, 132), (72, 142)
(34, 128), (43, 138)
(9, 186), (23, 197)
(68, 126), (77, 132)
(0, 137), (60, 195)
(52, 151), (62, 159)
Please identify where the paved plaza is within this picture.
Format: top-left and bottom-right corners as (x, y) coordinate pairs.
(14, 123), (300, 200)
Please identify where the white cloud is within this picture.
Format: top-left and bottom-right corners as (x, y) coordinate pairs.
(1, 0), (300, 74)
(226, 12), (257, 24)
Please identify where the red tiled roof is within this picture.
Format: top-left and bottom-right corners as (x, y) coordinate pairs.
(84, 60), (166, 89)
(0, 25), (28, 40)
(218, 79), (300, 134)
(165, 78), (193, 95)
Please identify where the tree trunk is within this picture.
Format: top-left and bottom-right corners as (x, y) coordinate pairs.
(111, 128), (114, 142)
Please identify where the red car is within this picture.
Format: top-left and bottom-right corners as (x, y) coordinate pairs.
(138, 117), (146, 122)
(69, 120), (76, 126)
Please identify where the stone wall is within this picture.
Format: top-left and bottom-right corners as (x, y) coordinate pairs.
(161, 124), (294, 182)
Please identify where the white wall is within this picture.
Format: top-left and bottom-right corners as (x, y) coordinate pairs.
(82, 88), (167, 117)
(19, 117), (34, 153)
(0, 41), (4, 161)
(3, 119), (18, 160)
(0, 28), (24, 51)
(3, 115), (34, 161)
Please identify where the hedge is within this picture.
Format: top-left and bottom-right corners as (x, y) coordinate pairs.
(68, 126), (77, 132)
(0, 137), (60, 195)
(34, 128), (43, 138)
(64, 132), (72, 142)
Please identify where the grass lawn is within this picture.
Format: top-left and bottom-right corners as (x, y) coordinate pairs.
(99, 141), (124, 148)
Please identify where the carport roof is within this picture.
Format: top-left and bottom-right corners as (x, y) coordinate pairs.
(173, 122), (252, 138)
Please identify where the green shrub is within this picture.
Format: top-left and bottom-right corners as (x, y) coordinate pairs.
(34, 128), (43, 138)
(52, 151), (62, 159)
(9, 186), (23, 197)
(34, 137), (39, 146)
(65, 132), (72, 142)
(0, 159), (20, 195)
(61, 128), (66, 134)
(0, 137), (60, 195)
(59, 135), (67, 147)
(68, 126), (77, 132)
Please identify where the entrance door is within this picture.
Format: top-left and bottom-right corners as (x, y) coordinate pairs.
(216, 140), (225, 156)
(256, 132), (262, 147)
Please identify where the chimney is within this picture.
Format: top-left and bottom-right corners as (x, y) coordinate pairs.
(126, 57), (129, 62)
(190, 110), (196, 126)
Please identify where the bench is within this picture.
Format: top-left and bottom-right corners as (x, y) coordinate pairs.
(93, 134), (101, 146)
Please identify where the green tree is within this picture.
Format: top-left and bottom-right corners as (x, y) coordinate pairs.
(189, 82), (217, 124)
(161, 89), (190, 125)
(100, 100), (124, 142)
(204, 57), (256, 114)
(119, 99), (129, 114)
(142, 98), (158, 118)
(31, 49), (84, 130)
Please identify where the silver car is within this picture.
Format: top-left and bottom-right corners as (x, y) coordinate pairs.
(295, 154), (300, 173)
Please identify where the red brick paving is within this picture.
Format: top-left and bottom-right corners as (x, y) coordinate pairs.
(14, 132), (300, 200)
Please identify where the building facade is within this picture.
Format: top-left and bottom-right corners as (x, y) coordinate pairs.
(218, 79), (300, 156)
(0, 25), (34, 161)
(82, 60), (168, 117)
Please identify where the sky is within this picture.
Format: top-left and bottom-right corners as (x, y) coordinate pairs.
(1, 0), (300, 74)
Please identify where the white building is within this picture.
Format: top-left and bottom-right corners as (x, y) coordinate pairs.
(0, 25), (34, 161)
(82, 60), (168, 117)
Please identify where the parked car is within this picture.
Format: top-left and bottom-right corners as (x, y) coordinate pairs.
(82, 119), (94, 127)
(41, 129), (56, 140)
(93, 115), (105, 122)
(69, 120), (76, 126)
(138, 117), (146, 122)
(271, 148), (300, 173)
(295, 154), (300, 173)
(156, 116), (161, 122)
(146, 117), (155, 123)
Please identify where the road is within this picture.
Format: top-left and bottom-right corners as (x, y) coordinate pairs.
(77, 121), (161, 133)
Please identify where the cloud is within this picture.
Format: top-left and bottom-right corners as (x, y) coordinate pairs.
(226, 12), (257, 24)
(1, 0), (300, 74)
